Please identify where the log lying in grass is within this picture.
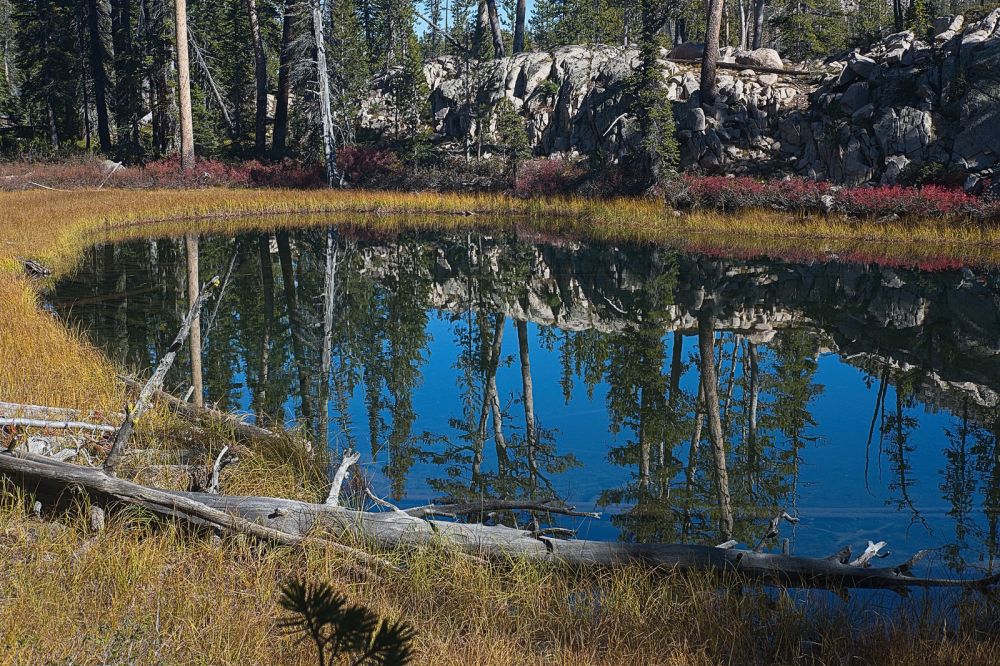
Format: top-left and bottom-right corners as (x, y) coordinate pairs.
(0, 417), (117, 434)
(2, 451), (998, 592)
(118, 376), (277, 442)
(0, 402), (124, 425)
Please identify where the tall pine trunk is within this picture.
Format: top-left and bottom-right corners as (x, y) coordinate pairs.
(272, 0), (294, 156)
(174, 0), (195, 169)
(513, 0), (526, 53)
(245, 0), (268, 157)
(486, 0), (504, 58)
(751, 0), (765, 49)
(700, 0), (724, 107)
(87, 0), (115, 152)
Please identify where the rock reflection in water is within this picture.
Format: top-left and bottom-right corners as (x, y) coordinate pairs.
(50, 228), (1000, 575)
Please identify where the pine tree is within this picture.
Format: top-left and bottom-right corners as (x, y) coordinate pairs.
(328, 0), (370, 146)
(634, 0), (677, 183)
(769, 0), (847, 61)
(905, 0), (931, 38)
(388, 29), (430, 159)
(493, 98), (530, 170)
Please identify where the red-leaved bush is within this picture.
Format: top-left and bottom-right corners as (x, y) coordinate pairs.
(514, 158), (585, 197)
(336, 145), (404, 186)
(680, 175), (998, 219)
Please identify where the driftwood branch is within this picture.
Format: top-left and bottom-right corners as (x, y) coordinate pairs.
(3, 454), (999, 592)
(754, 511), (799, 552)
(0, 401), (124, 425)
(326, 450), (361, 507)
(118, 376), (276, 441)
(206, 446), (234, 495)
(16, 257), (51, 277)
(666, 58), (815, 76)
(0, 417), (116, 434)
(104, 276), (221, 472)
(1, 451), (391, 569)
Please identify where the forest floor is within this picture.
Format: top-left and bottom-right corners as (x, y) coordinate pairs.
(2, 188), (1000, 664)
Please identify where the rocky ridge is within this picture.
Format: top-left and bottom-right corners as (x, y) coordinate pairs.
(360, 10), (1000, 188)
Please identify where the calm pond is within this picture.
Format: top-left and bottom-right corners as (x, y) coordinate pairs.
(49, 226), (1000, 578)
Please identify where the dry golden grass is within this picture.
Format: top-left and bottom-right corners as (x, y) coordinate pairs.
(2, 188), (1000, 665)
(1, 492), (997, 666)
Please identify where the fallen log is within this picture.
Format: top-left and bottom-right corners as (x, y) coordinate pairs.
(0, 451), (390, 569)
(0, 417), (116, 434)
(665, 58), (815, 76)
(0, 402), (124, 424)
(105, 275), (221, 472)
(1, 452), (997, 592)
(118, 376), (277, 442)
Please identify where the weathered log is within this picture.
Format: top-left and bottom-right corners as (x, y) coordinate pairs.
(105, 276), (221, 472)
(667, 58), (815, 76)
(17, 257), (52, 277)
(0, 402), (124, 424)
(0, 417), (117, 434)
(0, 451), (389, 569)
(2, 452), (998, 592)
(118, 376), (277, 441)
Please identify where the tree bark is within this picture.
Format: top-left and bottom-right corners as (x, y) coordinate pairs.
(272, 0), (294, 156)
(700, 0), (724, 107)
(311, 0), (338, 186)
(174, 0), (195, 169)
(513, 0), (527, 53)
(698, 314), (734, 539)
(186, 235), (203, 408)
(87, 0), (115, 152)
(751, 0), (765, 50)
(245, 0), (268, 158)
(485, 0), (505, 58)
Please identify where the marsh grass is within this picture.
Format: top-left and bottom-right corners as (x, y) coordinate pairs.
(0, 491), (997, 665)
(3, 188), (1000, 664)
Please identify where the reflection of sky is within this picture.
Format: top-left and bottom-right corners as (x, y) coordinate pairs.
(53, 236), (1000, 581)
(231, 310), (994, 576)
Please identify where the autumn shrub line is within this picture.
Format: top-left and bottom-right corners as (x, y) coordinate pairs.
(0, 155), (328, 190)
(677, 175), (1000, 219)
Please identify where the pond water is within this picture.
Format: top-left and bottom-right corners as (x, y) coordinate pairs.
(49, 226), (1000, 578)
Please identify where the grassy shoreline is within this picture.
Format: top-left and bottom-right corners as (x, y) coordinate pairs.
(3, 188), (1000, 664)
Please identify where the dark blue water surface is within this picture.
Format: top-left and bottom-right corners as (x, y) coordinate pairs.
(49, 227), (1000, 578)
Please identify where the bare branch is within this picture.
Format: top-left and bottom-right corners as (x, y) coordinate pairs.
(325, 450), (360, 507)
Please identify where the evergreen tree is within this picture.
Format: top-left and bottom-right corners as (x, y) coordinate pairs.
(328, 0), (370, 145)
(769, 0), (848, 61)
(493, 98), (530, 171)
(634, 0), (678, 184)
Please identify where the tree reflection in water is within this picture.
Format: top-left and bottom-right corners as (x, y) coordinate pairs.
(51, 227), (1000, 574)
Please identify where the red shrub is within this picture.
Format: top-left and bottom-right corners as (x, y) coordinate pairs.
(336, 145), (404, 186)
(245, 160), (326, 188)
(514, 158), (585, 197)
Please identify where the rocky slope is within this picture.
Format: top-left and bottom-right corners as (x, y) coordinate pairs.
(361, 10), (1000, 188)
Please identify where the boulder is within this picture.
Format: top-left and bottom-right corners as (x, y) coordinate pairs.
(839, 82), (870, 114)
(881, 155), (910, 185)
(874, 107), (935, 158)
(848, 54), (877, 79)
(669, 42), (706, 61)
(735, 48), (783, 70)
